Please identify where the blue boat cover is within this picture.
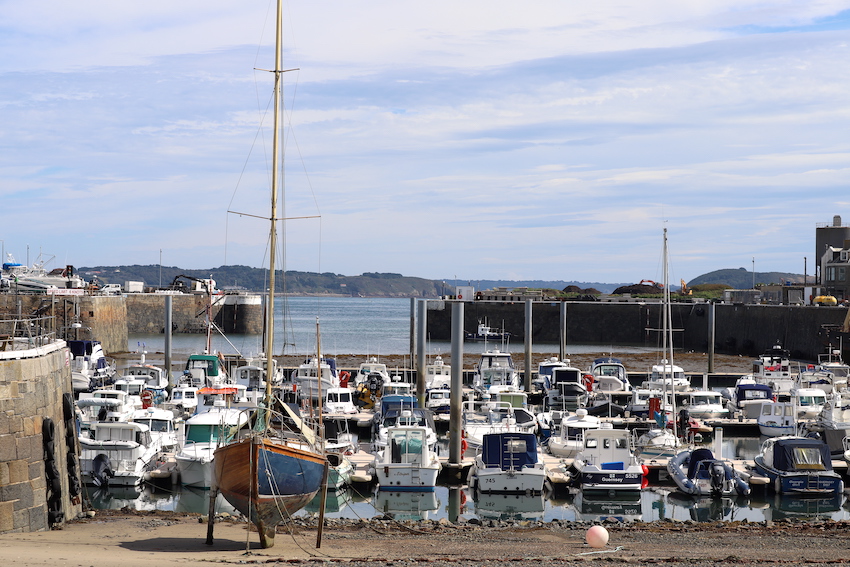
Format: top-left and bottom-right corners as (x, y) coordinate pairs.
(687, 448), (715, 479)
(67, 340), (98, 357)
(481, 432), (538, 470)
(771, 437), (833, 472)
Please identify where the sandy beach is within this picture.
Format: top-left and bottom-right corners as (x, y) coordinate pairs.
(2, 511), (850, 567)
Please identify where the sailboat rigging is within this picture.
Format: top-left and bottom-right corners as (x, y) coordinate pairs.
(211, 0), (327, 549)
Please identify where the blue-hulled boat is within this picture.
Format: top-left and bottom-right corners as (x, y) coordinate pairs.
(753, 436), (844, 495)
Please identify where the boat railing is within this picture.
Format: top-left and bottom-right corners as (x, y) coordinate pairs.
(0, 314), (58, 352)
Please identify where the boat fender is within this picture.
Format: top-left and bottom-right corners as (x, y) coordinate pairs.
(735, 476), (751, 497)
(461, 437), (468, 455)
(641, 464), (649, 477)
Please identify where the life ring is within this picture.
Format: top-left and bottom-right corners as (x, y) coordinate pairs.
(582, 373), (595, 391)
(461, 437), (468, 455)
(140, 389), (154, 409)
(458, 294), (463, 300)
(460, 490), (468, 508)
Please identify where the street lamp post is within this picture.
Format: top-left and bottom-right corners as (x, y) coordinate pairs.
(752, 257), (755, 289)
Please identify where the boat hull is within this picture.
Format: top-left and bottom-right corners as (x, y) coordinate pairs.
(214, 436), (327, 548)
(753, 456), (844, 495)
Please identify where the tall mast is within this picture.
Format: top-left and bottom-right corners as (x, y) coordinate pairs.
(264, 0), (283, 403)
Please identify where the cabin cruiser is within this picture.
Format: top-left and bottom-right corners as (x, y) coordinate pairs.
(183, 353), (228, 387)
(753, 436), (844, 495)
(790, 387), (828, 420)
(757, 401), (797, 438)
(68, 340), (116, 392)
(748, 344), (796, 399)
(472, 351), (520, 398)
(467, 432), (545, 494)
(533, 357), (568, 395)
(589, 357), (631, 393)
(323, 387), (358, 415)
(290, 356), (339, 403)
(723, 382), (773, 418)
(641, 360), (689, 392)
(677, 390), (729, 420)
(462, 399), (538, 450)
(369, 424), (441, 491)
(131, 407), (179, 451)
(78, 421), (164, 487)
(355, 356), (390, 388)
(1, 255), (87, 292)
(77, 389), (136, 429)
(546, 408), (600, 459)
(372, 408), (438, 452)
(544, 364), (589, 410)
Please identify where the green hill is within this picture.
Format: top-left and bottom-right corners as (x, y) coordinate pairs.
(688, 268), (803, 289)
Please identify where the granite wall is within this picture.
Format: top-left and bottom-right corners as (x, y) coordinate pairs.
(0, 344), (83, 533)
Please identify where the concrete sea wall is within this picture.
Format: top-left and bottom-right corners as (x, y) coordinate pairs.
(425, 301), (848, 360)
(0, 344), (83, 534)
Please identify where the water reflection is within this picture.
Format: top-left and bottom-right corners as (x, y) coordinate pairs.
(84, 482), (850, 524)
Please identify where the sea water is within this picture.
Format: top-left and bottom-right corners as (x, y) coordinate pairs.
(128, 296), (659, 358)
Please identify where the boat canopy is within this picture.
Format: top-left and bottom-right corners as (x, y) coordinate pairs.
(735, 383), (773, 399)
(772, 438), (833, 472)
(68, 340), (100, 357)
(482, 432), (538, 470)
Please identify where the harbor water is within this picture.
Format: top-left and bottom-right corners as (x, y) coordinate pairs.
(107, 296), (848, 523)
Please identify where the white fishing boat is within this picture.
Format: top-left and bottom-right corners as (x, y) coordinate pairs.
(571, 425), (647, 493)
(757, 401), (798, 438)
(642, 360), (690, 392)
(748, 344), (796, 399)
(544, 363), (590, 410)
(790, 387), (827, 420)
(372, 408), (438, 452)
(370, 424), (441, 491)
(77, 389), (136, 427)
(467, 432), (546, 494)
(423, 355), (451, 389)
(323, 386), (358, 415)
(723, 382), (773, 418)
(291, 356), (339, 402)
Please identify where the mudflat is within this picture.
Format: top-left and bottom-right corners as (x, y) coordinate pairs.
(2, 511), (848, 567)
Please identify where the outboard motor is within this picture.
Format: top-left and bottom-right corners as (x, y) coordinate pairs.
(91, 454), (114, 488)
(709, 461), (726, 495)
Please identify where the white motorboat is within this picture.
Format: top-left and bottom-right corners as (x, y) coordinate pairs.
(571, 425), (647, 493)
(323, 387), (358, 415)
(546, 408), (600, 459)
(68, 339), (116, 391)
(355, 356), (390, 388)
(533, 356), (568, 395)
(131, 407), (180, 451)
(677, 390), (729, 420)
(462, 399), (538, 450)
(175, 401), (250, 488)
(473, 350), (521, 397)
(370, 425), (441, 491)
(372, 408), (438, 452)
(290, 356), (339, 403)
(544, 364), (590, 410)
(723, 381), (773, 418)
(467, 432), (545, 494)
(79, 421), (164, 487)
(757, 401), (798, 438)
(425, 387), (451, 415)
(642, 360), (690, 392)
(589, 356), (631, 393)
(790, 387), (827, 420)
(182, 353), (228, 387)
(747, 344), (796, 399)
(77, 389), (136, 427)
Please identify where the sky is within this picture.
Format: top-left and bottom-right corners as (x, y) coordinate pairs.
(3, 1), (850, 285)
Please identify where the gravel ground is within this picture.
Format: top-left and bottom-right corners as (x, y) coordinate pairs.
(26, 510), (850, 567)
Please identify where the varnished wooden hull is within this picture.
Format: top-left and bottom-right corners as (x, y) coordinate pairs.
(214, 436), (326, 548)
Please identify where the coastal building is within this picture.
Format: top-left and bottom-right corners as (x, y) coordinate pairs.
(817, 215), (850, 301)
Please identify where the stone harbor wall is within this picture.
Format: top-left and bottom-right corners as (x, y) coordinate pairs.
(0, 344), (83, 534)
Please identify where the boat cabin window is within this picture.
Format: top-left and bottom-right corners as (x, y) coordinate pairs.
(797, 395), (825, 407)
(185, 424), (225, 444)
(743, 389), (768, 400)
(585, 438), (598, 449)
(792, 447), (826, 470)
(138, 418), (171, 432)
(506, 439), (527, 453)
(601, 438), (625, 449)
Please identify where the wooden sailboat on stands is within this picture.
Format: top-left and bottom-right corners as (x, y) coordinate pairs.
(211, 0), (327, 549)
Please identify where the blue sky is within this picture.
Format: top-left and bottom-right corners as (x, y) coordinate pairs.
(2, 1), (850, 285)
